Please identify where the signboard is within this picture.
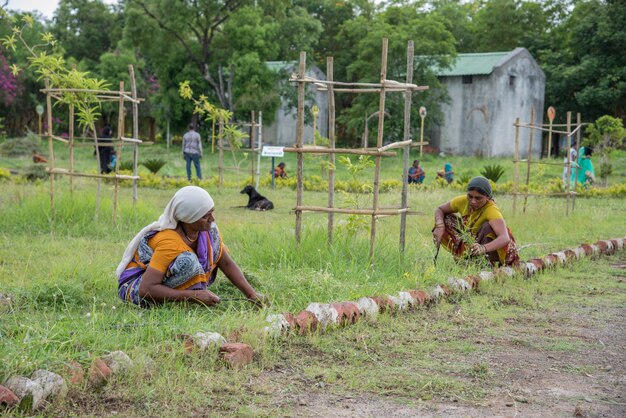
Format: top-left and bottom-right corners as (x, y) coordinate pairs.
(35, 105), (44, 116)
(547, 106), (556, 122)
(419, 106), (427, 118)
(261, 146), (284, 157)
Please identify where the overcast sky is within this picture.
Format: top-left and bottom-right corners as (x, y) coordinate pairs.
(5, 0), (117, 20)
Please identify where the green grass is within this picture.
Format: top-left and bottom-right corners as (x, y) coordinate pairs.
(0, 140), (625, 415)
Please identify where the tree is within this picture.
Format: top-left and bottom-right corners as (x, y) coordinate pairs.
(584, 115), (625, 185)
(335, 4), (457, 144)
(52, 0), (123, 68)
(125, 0), (252, 112)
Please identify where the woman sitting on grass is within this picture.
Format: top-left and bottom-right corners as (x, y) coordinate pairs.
(116, 186), (267, 308)
(432, 176), (519, 267)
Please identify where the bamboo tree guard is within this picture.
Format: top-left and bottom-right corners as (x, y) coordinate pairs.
(512, 110), (586, 216)
(288, 39), (428, 259)
(216, 112), (263, 189)
(42, 66), (143, 222)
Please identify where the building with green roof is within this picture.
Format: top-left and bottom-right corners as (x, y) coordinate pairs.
(430, 48), (545, 157)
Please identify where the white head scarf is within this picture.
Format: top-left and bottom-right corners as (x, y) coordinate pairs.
(116, 186), (215, 278)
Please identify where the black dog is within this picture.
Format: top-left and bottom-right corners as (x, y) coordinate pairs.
(240, 185), (274, 211)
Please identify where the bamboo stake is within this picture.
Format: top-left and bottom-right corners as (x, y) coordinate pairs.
(218, 119), (224, 189)
(45, 79), (55, 211)
(370, 38), (388, 260)
(283, 147), (396, 157)
(295, 52), (306, 244)
(93, 124), (101, 219)
(565, 111), (572, 216)
(69, 102), (74, 194)
(255, 112), (262, 189)
(572, 112), (581, 212)
(250, 111), (255, 184)
(400, 40), (414, 253)
(523, 107), (535, 213)
(378, 139), (412, 152)
(113, 81), (124, 224)
(47, 169), (139, 180)
(294, 206), (412, 215)
(547, 115), (553, 159)
(517, 159), (567, 167)
(513, 117), (520, 213)
(129, 65), (139, 205)
(314, 87), (429, 93)
(512, 122), (570, 135)
(327, 56), (336, 244)
(294, 76), (422, 89)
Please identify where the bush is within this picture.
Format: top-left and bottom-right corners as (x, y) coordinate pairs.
(23, 164), (48, 182)
(0, 131), (42, 157)
(0, 167), (11, 181)
(480, 164), (505, 183)
(118, 161), (134, 171)
(141, 158), (167, 174)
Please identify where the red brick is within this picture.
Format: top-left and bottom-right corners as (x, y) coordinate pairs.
(64, 361), (84, 385)
(464, 275), (482, 288)
(331, 302), (360, 325)
(408, 290), (429, 305)
(580, 244), (593, 256)
(88, 359), (111, 387)
(371, 296), (395, 312)
(594, 241), (608, 254)
(219, 343), (253, 368)
(296, 310), (318, 334)
(544, 254), (558, 267)
(0, 385), (19, 407)
(283, 312), (298, 330)
(529, 258), (545, 271)
(439, 284), (452, 296)
(564, 249), (576, 261)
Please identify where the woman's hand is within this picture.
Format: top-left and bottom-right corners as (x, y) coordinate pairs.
(247, 292), (270, 308)
(432, 224), (445, 245)
(190, 290), (221, 306)
(469, 243), (486, 256)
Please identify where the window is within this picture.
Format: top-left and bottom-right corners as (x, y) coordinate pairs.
(462, 75), (473, 84)
(509, 75), (516, 86)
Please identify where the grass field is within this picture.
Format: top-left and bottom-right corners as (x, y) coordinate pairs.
(0, 139), (625, 415)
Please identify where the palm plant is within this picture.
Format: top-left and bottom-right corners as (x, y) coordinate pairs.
(480, 164), (505, 183)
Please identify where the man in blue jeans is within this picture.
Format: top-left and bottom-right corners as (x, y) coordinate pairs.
(182, 124), (203, 180)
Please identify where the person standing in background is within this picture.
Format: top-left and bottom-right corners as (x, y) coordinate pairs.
(98, 125), (113, 174)
(182, 124), (203, 181)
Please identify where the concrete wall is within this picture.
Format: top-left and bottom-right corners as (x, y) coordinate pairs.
(262, 65), (328, 147)
(431, 49), (545, 157)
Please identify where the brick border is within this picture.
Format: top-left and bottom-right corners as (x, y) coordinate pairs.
(263, 237), (626, 335)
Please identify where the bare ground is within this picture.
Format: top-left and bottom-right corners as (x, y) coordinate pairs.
(254, 257), (626, 417)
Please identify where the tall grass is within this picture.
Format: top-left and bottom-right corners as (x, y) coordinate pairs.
(0, 146), (624, 394)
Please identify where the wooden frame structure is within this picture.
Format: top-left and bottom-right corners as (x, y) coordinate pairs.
(512, 110), (585, 216)
(216, 111), (263, 189)
(42, 65), (143, 223)
(288, 39), (429, 259)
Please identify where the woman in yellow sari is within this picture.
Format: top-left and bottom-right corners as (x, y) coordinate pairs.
(432, 176), (519, 266)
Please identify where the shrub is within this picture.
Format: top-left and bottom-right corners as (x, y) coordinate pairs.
(118, 161), (134, 171)
(141, 158), (167, 174)
(23, 164), (48, 182)
(480, 164), (505, 183)
(0, 166), (10, 181)
(456, 173), (472, 186)
(0, 131), (42, 157)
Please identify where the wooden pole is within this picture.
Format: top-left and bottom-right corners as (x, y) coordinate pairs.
(129, 65), (139, 205)
(113, 81), (125, 223)
(250, 111), (255, 184)
(400, 40), (414, 253)
(69, 102), (74, 194)
(547, 116), (553, 159)
(283, 147), (396, 157)
(523, 107), (535, 213)
(218, 118), (224, 189)
(45, 79), (55, 211)
(565, 111), (572, 216)
(572, 112), (582, 212)
(255, 111), (262, 189)
(295, 51), (306, 243)
(327, 56), (336, 244)
(419, 113), (425, 158)
(370, 38), (388, 260)
(513, 117), (520, 213)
